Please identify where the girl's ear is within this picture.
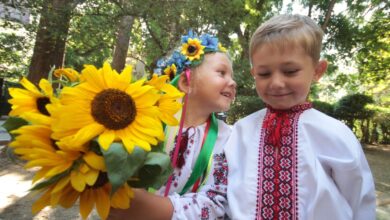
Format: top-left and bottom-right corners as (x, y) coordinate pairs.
(177, 73), (190, 94)
(313, 60), (328, 82)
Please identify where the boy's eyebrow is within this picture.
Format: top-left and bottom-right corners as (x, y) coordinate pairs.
(254, 61), (299, 68)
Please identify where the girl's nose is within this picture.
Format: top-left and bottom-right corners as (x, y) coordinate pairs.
(228, 77), (237, 89)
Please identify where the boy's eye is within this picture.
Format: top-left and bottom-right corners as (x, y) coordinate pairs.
(284, 69), (299, 75)
(257, 72), (270, 77)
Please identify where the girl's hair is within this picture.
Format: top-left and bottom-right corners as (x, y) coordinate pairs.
(249, 14), (324, 65)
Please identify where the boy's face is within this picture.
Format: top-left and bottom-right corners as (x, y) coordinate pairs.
(250, 43), (327, 110)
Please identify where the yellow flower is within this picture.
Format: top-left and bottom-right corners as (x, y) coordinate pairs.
(54, 68), (81, 82)
(9, 124), (81, 182)
(163, 63), (177, 81)
(218, 43), (227, 52)
(147, 74), (183, 126)
(51, 62), (165, 153)
(70, 151), (106, 192)
(8, 77), (58, 122)
(32, 174), (134, 220)
(181, 38), (205, 61)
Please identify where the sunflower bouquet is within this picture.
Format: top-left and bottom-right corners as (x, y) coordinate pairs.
(2, 62), (183, 219)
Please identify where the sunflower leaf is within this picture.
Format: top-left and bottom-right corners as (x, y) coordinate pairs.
(30, 170), (69, 191)
(2, 116), (28, 133)
(127, 152), (172, 189)
(101, 143), (147, 194)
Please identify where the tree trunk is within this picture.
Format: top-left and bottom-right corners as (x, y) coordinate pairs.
(28, 0), (76, 84)
(321, 0), (337, 32)
(370, 121), (378, 143)
(308, 1), (313, 17)
(111, 15), (134, 73)
(0, 78), (3, 99)
(361, 119), (370, 143)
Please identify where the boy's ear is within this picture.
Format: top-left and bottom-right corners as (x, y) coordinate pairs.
(313, 60), (328, 82)
(177, 74), (190, 93)
(250, 68), (256, 79)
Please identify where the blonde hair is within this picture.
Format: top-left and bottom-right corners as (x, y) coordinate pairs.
(249, 14), (324, 64)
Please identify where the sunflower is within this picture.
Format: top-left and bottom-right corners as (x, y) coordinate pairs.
(147, 74), (183, 126)
(181, 38), (205, 61)
(32, 173), (134, 220)
(9, 123), (81, 182)
(51, 62), (165, 153)
(54, 68), (81, 82)
(8, 77), (58, 122)
(163, 63), (177, 81)
(70, 151), (106, 192)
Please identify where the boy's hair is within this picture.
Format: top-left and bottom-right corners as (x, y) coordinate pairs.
(249, 14), (324, 64)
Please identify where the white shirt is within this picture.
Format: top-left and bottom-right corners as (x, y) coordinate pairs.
(226, 107), (376, 220)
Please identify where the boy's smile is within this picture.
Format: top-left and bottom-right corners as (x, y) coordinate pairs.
(251, 44), (327, 110)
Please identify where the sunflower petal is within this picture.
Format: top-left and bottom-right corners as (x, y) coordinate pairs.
(80, 190), (94, 219)
(70, 170), (86, 192)
(98, 130), (115, 151)
(83, 151), (106, 171)
(95, 187), (110, 220)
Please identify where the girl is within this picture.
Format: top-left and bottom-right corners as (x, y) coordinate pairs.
(109, 31), (236, 219)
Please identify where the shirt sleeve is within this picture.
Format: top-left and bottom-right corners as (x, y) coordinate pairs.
(168, 151), (228, 220)
(331, 136), (376, 220)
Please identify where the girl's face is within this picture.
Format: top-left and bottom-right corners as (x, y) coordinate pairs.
(250, 43), (327, 110)
(188, 53), (236, 113)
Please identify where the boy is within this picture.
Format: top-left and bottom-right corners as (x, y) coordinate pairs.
(225, 14), (376, 219)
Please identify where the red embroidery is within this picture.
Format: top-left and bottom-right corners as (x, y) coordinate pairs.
(256, 103), (312, 220)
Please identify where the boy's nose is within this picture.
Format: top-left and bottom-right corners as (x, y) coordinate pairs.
(269, 74), (285, 89)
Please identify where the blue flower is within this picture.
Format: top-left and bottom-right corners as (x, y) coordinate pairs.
(200, 34), (218, 50)
(181, 30), (197, 43)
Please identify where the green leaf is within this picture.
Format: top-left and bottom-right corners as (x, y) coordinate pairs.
(30, 170), (70, 191)
(127, 152), (172, 189)
(1, 117), (28, 133)
(101, 143), (147, 194)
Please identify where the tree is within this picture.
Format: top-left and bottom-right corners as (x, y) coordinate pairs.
(111, 15), (134, 72)
(28, 0), (80, 84)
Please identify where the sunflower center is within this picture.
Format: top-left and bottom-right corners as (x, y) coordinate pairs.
(36, 97), (50, 115)
(50, 139), (60, 151)
(91, 89), (136, 130)
(91, 172), (109, 188)
(187, 45), (198, 55)
(169, 72), (175, 80)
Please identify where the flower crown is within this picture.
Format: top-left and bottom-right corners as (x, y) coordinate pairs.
(157, 30), (227, 85)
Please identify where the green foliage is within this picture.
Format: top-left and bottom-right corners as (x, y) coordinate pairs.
(127, 152), (172, 189)
(64, 1), (120, 70)
(227, 95), (265, 124)
(1, 117), (29, 136)
(30, 170), (70, 191)
(312, 100), (335, 117)
(101, 142), (172, 193)
(0, 24), (32, 78)
(355, 10), (389, 85)
(101, 143), (147, 194)
(334, 93), (375, 128)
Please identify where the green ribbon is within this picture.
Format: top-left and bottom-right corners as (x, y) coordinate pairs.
(179, 113), (218, 195)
